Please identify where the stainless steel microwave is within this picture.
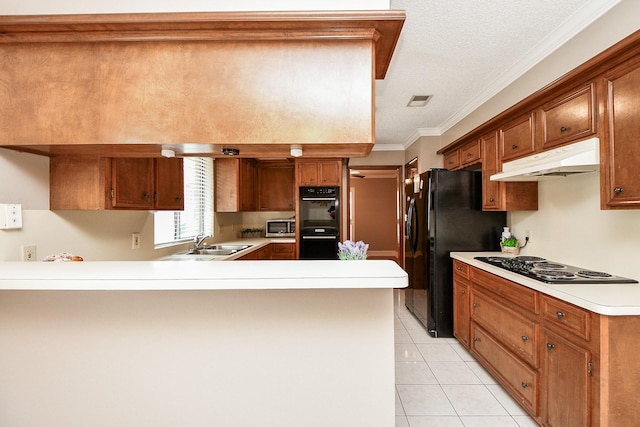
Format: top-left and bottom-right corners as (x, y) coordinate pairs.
(265, 219), (295, 237)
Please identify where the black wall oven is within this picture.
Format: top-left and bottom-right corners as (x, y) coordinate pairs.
(299, 187), (339, 259)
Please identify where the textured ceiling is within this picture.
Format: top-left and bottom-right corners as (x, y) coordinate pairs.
(374, 0), (622, 150)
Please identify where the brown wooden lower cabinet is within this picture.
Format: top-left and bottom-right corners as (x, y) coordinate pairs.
(236, 242), (295, 260)
(454, 260), (640, 426)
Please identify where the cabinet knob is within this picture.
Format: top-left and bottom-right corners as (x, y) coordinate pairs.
(547, 343), (555, 350)
(461, 289), (466, 295)
(521, 382), (529, 389)
(176, 196), (183, 201)
(521, 336), (529, 342)
(556, 311), (565, 319)
(456, 266), (462, 271)
(473, 303), (478, 308)
(489, 197), (495, 202)
(473, 337), (480, 343)
(142, 192), (150, 199)
(511, 144), (518, 150)
(614, 187), (623, 194)
(560, 126), (568, 132)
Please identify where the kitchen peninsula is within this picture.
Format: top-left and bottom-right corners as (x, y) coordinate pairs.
(0, 260), (407, 427)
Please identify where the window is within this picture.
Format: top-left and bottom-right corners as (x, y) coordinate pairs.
(154, 157), (214, 247)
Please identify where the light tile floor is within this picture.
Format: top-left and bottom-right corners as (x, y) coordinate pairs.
(394, 290), (538, 427)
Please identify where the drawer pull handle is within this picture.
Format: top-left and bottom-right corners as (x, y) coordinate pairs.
(521, 336), (529, 342)
(547, 343), (555, 350)
(560, 126), (568, 132)
(614, 187), (623, 194)
(556, 311), (565, 319)
(521, 382), (529, 388)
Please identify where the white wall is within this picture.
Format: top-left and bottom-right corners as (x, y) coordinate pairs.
(410, 0), (640, 279)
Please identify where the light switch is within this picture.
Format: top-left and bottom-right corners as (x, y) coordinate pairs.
(0, 204), (23, 230)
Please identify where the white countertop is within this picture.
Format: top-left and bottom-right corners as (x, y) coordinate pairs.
(0, 259), (407, 291)
(452, 252), (640, 316)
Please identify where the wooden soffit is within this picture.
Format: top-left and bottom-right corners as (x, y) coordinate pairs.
(0, 11), (404, 158)
(0, 11), (404, 80)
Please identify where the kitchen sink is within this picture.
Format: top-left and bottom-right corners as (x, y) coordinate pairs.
(176, 244), (253, 256)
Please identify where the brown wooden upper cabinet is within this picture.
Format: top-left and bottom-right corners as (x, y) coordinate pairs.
(499, 113), (536, 162)
(481, 131), (538, 211)
(296, 159), (342, 186)
(539, 83), (597, 150)
(50, 157), (184, 210)
(443, 139), (480, 170)
(601, 56), (640, 209)
(214, 158), (257, 212)
(258, 160), (295, 211)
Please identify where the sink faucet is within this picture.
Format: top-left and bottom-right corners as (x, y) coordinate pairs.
(194, 233), (210, 250)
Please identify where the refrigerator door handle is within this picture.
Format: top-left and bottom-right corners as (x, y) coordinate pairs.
(426, 174), (432, 233)
(407, 198), (418, 255)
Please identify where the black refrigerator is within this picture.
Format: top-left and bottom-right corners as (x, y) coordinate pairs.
(405, 169), (506, 337)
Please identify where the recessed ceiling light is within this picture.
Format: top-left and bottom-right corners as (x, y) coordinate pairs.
(407, 95), (432, 107)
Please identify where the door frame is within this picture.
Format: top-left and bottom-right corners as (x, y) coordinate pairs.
(346, 165), (403, 263)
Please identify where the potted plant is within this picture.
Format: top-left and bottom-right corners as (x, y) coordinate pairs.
(337, 240), (369, 260)
(500, 236), (520, 255)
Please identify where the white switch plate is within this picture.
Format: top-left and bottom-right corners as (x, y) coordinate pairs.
(131, 232), (141, 249)
(0, 203), (23, 229)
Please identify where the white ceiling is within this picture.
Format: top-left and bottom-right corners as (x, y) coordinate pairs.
(374, 0), (622, 150)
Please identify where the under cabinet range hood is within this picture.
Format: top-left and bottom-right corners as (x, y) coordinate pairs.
(490, 137), (600, 182)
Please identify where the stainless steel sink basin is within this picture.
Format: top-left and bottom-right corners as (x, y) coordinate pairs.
(177, 244), (253, 256)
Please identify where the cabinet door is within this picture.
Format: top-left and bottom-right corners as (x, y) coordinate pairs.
(500, 113), (536, 162)
(155, 158), (184, 210)
(239, 159), (257, 211)
(460, 139), (481, 167)
(111, 158), (154, 209)
(318, 160), (341, 185)
(541, 83), (596, 150)
(481, 131), (502, 210)
(453, 278), (470, 348)
(270, 243), (295, 259)
(297, 161), (318, 186)
(602, 59), (640, 208)
(258, 162), (294, 211)
(542, 329), (591, 427)
(443, 150), (460, 170)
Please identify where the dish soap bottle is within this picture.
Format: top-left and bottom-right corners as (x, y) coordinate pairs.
(501, 227), (512, 240)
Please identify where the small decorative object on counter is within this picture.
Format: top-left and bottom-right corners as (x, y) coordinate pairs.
(240, 228), (263, 239)
(337, 240), (369, 260)
(500, 227), (520, 255)
(43, 253), (84, 262)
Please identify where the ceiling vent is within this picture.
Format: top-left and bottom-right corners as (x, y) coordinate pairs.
(407, 95), (431, 107)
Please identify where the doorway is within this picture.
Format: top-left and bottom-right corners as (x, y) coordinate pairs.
(347, 166), (403, 264)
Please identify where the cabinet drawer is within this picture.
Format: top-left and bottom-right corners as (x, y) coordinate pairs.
(443, 150), (460, 170)
(460, 140), (481, 166)
(541, 83), (596, 150)
(453, 260), (470, 279)
(472, 290), (538, 366)
(472, 324), (538, 416)
(541, 295), (591, 340)
(470, 267), (538, 313)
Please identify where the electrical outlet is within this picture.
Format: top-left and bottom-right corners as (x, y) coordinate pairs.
(525, 229), (532, 240)
(131, 233), (141, 250)
(22, 245), (37, 262)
